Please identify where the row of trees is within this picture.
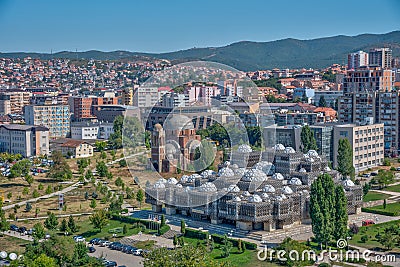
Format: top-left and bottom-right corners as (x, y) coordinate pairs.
(310, 173), (348, 248)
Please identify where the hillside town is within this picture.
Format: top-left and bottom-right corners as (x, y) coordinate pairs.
(1, 44), (400, 267)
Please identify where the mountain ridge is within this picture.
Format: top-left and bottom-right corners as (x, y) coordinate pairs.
(1, 31), (399, 71)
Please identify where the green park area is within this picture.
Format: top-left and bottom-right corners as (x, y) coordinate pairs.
(363, 191), (390, 202)
(349, 219), (400, 251)
(385, 184), (400, 193)
(362, 202), (400, 216)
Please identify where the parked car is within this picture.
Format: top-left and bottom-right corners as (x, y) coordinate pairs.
(18, 227), (27, 235)
(396, 167), (400, 171)
(362, 220), (375, 226)
(88, 246), (96, 253)
(10, 225), (18, 232)
(89, 238), (100, 244)
(45, 233), (51, 239)
(362, 173), (371, 178)
(73, 236), (86, 242)
(133, 249), (143, 256)
(371, 172), (378, 176)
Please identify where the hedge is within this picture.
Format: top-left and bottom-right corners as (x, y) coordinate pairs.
(183, 229), (257, 250)
(111, 214), (170, 235)
(361, 207), (398, 216)
(210, 233), (257, 250)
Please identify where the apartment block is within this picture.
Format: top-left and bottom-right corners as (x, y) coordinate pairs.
(347, 51), (369, 69)
(333, 123), (384, 172)
(0, 90), (31, 114)
(369, 48), (392, 69)
(24, 105), (70, 138)
(0, 124), (49, 157)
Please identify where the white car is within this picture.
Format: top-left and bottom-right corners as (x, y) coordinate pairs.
(73, 236), (85, 242)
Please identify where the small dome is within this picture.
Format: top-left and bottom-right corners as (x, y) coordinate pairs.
(289, 178), (302, 185)
(167, 178), (178, 184)
(180, 175), (189, 183)
(164, 114), (194, 131)
(237, 144), (252, 153)
(176, 184), (183, 188)
(201, 170), (216, 178)
(306, 157), (315, 162)
(283, 186), (293, 194)
(241, 169), (267, 182)
(299, 168), (307, 173)
(262, 184), (276, 193)
(274, 144), (285, 151)
(248, 195), (263, 203)
(189, 174), (202, 180)
(272, 173), (284, 180)
(324, 166), (331, 172)
(231, 164), (239, 169)
(198, 182), (217, 192)
(153, 181), (165, 189)
(342, 179), (355, 187)
(157, 178), (167, 183)
(165, 143), (178, 155)
(285, 147), (296, 153)
(223, 161), (231, 167)
(242, 191), (251, 197)
(261, 193), (269, 199)
(253, 161), (274, 175)
(233, 196), (242, 202)
(218, 167), (235, 177)
(307, 150), (319, 157)
(227, 185), (240, 193)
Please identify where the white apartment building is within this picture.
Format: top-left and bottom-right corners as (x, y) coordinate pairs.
(333, 123), (384, 172)
(70, 122), (99, 140)
(24, 105), (70, 138)
(347, 51), (369, 69)
(0, 124), (50, 157)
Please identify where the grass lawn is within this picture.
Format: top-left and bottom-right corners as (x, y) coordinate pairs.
(180, 236), (279, 267)
(0, 235), (30, 254)
(363, 191), (390, 202)
(365, 202), (400, 215)
(385, 184), (400, 193)
(75, 218), (159, 240)
(348, 219), (400, 251)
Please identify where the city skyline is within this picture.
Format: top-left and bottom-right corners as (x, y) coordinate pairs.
(0, 0), (399, 53)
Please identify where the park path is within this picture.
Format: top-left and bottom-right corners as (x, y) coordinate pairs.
(2, 151), (146, 212)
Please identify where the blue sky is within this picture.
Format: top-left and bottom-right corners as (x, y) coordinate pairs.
(0, 0), (399, 53)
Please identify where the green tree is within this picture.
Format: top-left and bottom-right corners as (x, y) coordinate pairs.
(44, 212), (58, 230)
(9, 159), (31, 178)
(136, 188), (144, 209)
(33, 222), (45, 239)
(23, 187), (30, 195)
(90, 199), (97, 209)
(383, 199), (387, 209)
(237, 239), (243, 253)
(220, 234), (233, 258)
(180, 219), (186, 234)
(32, 189), (40, 198)
(337, 138), (355, 179)
(96, 161), (108, 177)
(68, 215), (78, 233)
(60, 218), (70, 233)
(173, 234), (178, 248)
(25, 202), (32, 212)
(95, 141), (107, 152)
(160, 214), (166, 227)
(25, 174), (34, 186)
(318, 95), (327, 107)
(38, 183), (44, 190)
(334, 185), (348, 240)
(89, 209), (109, 232)
(85, 170), (93, 180)
(310, 174), (336, 248)
(47, 151), (73, 180)
(119, 159), (127, 167)
(123, 224), (128, 235)
(301, 125), (317, 153)
(377, 170), (394, 188)
(0, 201), (9, 231)
(45, 185), (53, 194)
(31, 254), (58, 267)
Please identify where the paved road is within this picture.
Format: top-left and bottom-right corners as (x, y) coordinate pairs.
(1, 230), (34, 242)
(89, 245), (143, 267)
